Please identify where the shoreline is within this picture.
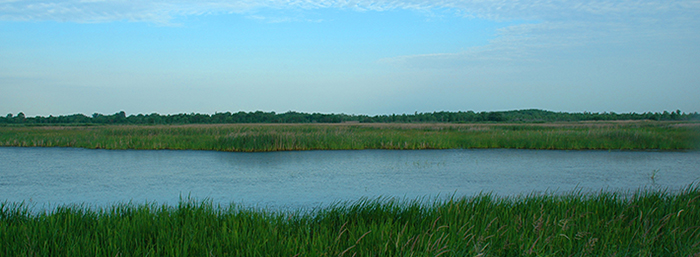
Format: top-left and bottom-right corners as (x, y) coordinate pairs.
(1, 121), (699, 151)
(2, 186), (698, 256)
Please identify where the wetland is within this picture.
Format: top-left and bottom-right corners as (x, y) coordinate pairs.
(2, 121), (700, 256)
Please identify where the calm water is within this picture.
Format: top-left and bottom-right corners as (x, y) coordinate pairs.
(1, 147), (699, 210)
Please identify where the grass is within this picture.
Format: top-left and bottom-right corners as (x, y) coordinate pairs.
(1, 186), (699, 256)
(1, 121), (699, 151)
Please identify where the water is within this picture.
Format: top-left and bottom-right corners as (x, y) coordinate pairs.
(1, 147), (699, 211)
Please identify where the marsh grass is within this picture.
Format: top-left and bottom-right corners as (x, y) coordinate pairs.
(0, 121), (698, 151)
(1, 187), (699, 256)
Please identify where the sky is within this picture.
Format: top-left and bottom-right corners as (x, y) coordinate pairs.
(1, 0), (699, 117)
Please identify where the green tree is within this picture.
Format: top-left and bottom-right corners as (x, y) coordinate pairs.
(487, 112), (504, 122)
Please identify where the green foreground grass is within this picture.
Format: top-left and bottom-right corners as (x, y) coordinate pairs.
(1, 121), (699, 151)
(2, 187), (699, 256)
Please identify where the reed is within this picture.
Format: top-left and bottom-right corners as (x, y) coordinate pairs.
(1, 121), (698, 151)
(1, 186), (699, 256)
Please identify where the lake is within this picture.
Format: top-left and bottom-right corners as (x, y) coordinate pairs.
(1, 147), (699, 211)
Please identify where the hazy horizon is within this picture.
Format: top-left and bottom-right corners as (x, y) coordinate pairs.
(2, 0), (699, 117)
(4, 109), (697, 120)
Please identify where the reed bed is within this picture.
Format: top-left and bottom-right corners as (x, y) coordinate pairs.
(1, 187), (699, 256)
(0, 121), (698, 151)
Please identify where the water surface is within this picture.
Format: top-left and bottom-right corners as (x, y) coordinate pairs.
(1, 147), (698, 210)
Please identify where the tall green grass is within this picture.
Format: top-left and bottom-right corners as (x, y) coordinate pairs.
(2, 187), (699, 256)
(1, 122), (699, 151)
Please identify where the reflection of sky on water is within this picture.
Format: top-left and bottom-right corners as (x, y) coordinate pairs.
(1, 147), (699, 211)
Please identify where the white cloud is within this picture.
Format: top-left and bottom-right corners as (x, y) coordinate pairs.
(2, 0), (695, 23)
(2, 0), (699, 71)
(379, 0), (700, 69)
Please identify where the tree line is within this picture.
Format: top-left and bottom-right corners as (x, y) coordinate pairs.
(1, 109), (698, 125)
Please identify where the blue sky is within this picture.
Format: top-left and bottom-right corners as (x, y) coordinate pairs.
(1, 0), (699, 116)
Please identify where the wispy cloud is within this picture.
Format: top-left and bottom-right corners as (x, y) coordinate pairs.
(378, 0), (700, 69)
(4, 0), (695, 23)
(0, 0), (697, 28)
(0, 0), (417, 23)
(2, 0), (699, 69)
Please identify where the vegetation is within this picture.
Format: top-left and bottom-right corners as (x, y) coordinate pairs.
(0, 121), (698, 151)
(2, 109), (698, 125)
(2, 186), (698, 256)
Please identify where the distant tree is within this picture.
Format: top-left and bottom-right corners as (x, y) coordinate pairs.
(487, 112), (505, 122)
(4, 109), (697, 125)
(670, 110), (680, 120)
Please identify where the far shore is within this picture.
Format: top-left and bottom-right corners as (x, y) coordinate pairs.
(1, 120), (698, 151)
